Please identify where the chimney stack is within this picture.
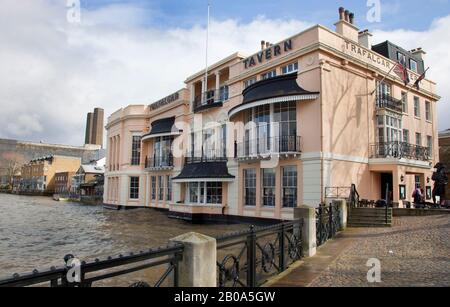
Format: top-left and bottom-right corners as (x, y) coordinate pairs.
(410, 48), (426, 61)
(261, 40), (265, 50)
(335, 7), (359, 42)
(266, 42), (271, 49)
(358, 29), (373, 49)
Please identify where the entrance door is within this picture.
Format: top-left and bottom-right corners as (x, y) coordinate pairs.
(380, 173), (393, 201)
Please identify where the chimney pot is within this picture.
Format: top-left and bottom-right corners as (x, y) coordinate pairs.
(349, 13), (355, 24)
(266, 42), (270, 48)
(344, 10), (350, 22)
(261, 40), (265, 50)
(339, 7), (345, 20)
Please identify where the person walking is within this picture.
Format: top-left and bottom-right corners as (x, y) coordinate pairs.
(412, 185), (423, 208)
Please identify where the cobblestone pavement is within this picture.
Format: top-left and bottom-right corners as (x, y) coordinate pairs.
(310, 215), (450, 287)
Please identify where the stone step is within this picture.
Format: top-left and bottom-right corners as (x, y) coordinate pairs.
(348, 221), (392, 228)
(348, 214), (392, 218)
(348, 219), (392, 224)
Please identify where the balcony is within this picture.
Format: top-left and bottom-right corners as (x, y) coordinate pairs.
(370, 142), (431, 162)
(193, 86), (229, 113)
(145, 155), (174, 171)
(236, 135), (301, 161)
(185, 148), (228, 164)
(376, 94), (403, 113)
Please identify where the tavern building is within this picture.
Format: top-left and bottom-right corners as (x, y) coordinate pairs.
(104, 8), (440, 221)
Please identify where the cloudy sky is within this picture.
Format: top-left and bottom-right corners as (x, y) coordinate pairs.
(0, 0), (449, 146)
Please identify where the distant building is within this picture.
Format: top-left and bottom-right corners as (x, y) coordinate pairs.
(439, 129), (450, 199)
(85, 108), (104, 148)
(0, 138), (104, 183)
(72, 160), (105, 198)
(19, 155), (81, 195)
(54, 171), (76, 195)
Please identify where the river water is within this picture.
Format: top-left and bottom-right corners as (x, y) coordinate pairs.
(0, 193), (249, 282)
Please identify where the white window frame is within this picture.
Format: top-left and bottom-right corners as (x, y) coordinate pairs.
(261, 70), (277, 80)
(282, 62), (298, 75)
(409, 59), (418, 72)
(244, 77), (257, 89)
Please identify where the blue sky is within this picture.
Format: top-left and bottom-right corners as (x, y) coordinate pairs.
(82, 0), (450, 31)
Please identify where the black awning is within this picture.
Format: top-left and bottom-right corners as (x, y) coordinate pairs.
(172, 162), (235, 182)
(242, 73), (319, 105)
(228, 73), (320, 118)
(144, 116), (179, 138)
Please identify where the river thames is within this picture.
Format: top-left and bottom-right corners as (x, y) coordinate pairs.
(0, 193), (249, 282)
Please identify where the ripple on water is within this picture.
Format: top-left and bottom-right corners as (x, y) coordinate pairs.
(0, 193), (250, 277)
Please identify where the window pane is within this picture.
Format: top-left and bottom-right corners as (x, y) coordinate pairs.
(282, 166), (297, 208)
(131, 136), (142, 165)
(244, 169), (256, 206)
(262, 169), (276, 207)
(129, 177), (139, 199)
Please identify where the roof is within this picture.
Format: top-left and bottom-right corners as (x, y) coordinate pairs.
(242, 73), (319, 105)
(142, 117), (182, 139)
(172, 162), (235, 181)
(229, 73), (320, 118)
(79, 164), (105, 174)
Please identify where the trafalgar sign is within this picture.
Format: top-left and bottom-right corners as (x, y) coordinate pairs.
(243, 39), (293, 69)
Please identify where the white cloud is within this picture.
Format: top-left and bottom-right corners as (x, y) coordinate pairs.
(0, 0), (448, 147)
(0, 0), (311, 145)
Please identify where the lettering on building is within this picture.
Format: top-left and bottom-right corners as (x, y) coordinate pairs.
(243, 40), (293, 69)
(150, 92), (180, 111)
(344, 41), (391, 70)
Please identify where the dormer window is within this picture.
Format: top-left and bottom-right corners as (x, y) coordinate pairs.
(397, 52), (406, 65)
(409, 59), (418, 72)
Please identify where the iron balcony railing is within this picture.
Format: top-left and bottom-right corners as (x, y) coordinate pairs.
(236, 135), (301, 159)
(376, 94), (403, 113)
(370, 142), (431, 161)
(193, 86), (229, 112)
(185, 147), (228, 164)
(145, 154), (174, 169)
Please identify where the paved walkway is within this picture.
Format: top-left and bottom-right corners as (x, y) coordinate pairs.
(267, 215), (450, 287)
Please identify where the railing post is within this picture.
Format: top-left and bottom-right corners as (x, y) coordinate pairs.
(329, 203), (333, 238)
(293, 206), (317, 257)
(246, 225), (256, 287)
(169, 233), (216, 287)
(279, 223), (285, 272)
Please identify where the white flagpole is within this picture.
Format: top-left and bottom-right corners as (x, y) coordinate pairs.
(203, 1), (210, 102)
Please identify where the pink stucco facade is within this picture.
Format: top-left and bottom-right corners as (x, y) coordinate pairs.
(104, 12), (440, 221)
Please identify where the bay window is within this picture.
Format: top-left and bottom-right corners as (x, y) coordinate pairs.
(243, 101), (297, 154)
(188, 182), (223, 204)
(153, 136), (172, 166)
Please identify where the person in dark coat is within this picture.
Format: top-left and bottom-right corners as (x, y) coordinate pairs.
(432, 163), (448, 205)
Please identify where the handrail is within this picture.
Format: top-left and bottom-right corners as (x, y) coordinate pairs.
(0, 244), (184, 287)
